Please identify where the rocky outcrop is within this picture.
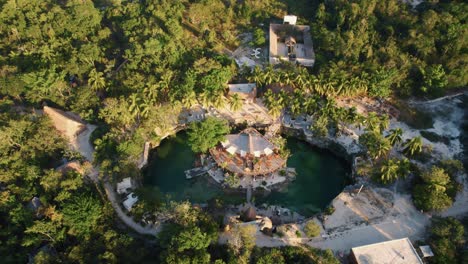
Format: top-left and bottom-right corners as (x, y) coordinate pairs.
(137, 142), (151, 169)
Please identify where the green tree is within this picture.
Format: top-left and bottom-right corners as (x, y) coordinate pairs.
(403, 136), (423, 156)
(229, 225), (257, 264)
(304, 220), (320, 237)
(311, 114), (329, 138)
(386, 128), (403, 146)
(62, 194), (102, 239)
(428, 217), (465, 264)
(379, 158), (410, 184)
(413, 166), (453, 211)
(252, 28), (266, 46)
(359, 132), (392, 160)
(224, 174), (240, 188)
(88, 68), (106, 92)
(158, 203), (217, 264)
(420, 65), (448, 97)
(229, 94), (243, 112)
(188, 117), (230, 153)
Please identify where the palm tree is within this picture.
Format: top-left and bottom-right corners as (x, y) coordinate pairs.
(263, 89), (275, 108)
(263, 66), (275, 85)
(198, 91), (209, 107)
(380, 158), (400, 184)
(345, 107), (359, 124)
(374, 138), (392, 159)
(182, 91), (197, 109)
(140, 99), (151, 118)
(88, 68), (106, 91)
(143, 84), (159, 105)
(268, 100), (282, 118)
(364, 112), (381, 133)
(249, 66), (264, 86)
(302, 96), (318, 115)
(212, 94), (226, 109)
(290, 94), (302, 117)
(281, 71), (293, 86)
(229, 94), (243, 112)
(404, 136), (423, 156)
(378, 114), (390, 132)
(128, 93), (141, 120)
(386, 128), (403, 146)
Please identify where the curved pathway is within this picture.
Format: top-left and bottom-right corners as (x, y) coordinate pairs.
(74, 125), (161, 236)
(103, 182), (161, 236)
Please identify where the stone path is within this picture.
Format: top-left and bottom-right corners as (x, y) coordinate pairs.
(246, 186), (252, 204)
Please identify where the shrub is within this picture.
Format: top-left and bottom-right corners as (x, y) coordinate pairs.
(304, 220), (320, 237)
(252, 28), (265, 46)
(428, 217), (465, 264)
(324, 206), (335, 215)
(295, 230), (301, 238)
(413, 166), (454, 211)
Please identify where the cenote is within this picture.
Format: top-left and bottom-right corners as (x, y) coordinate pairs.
(143, 132), (351, 216)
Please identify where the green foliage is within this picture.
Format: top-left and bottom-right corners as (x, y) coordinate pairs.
(413, 166), (454, 211)
(438, 159), (465, 178)
(188, 117), (230, 153)
(228, 225), (257, 263)
(311, 114), (329, 137)
(304, 220), (320, 237)
(311, 0), (467, 97)
(428, 217), (465, 264)
(158, 202), (218, 264)
(251, 246), (339, 264)
(379, 158), (410, 184)
(359, 131), (392, 160)
(252, 28), (266, 46)
(224, 174), (240, 188)
(229, 94), (243, 112)
(386, 128), (403, 146)
(62, 194), (103, 239)
(419, 65), (448, 98)
(404, 136), (424, 156)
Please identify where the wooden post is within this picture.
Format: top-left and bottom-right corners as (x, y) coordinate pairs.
(357, 184), (364, 195)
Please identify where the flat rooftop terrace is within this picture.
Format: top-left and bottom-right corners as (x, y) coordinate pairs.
(351, 238), (423, 264)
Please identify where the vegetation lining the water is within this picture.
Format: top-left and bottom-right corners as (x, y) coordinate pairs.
(0, 0), (466, 262)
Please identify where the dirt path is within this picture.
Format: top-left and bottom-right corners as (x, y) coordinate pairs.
(103, 182), (161, 236)
(72, 124), (162, 237)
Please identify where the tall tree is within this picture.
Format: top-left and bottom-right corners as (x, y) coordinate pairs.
(187, 117), (230, 153)
(229, 94), (243, 112)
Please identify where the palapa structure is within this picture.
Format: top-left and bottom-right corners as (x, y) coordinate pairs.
(210, 128), (286, 176)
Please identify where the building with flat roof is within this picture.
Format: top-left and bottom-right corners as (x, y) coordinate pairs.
(269, 16), (315, 67)
(350, 238), (423, 264)
(228, 83), (257, 103)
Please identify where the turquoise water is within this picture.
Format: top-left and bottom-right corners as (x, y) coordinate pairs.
(143, 132), (350, 216)
(256, 138), (350, 215)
